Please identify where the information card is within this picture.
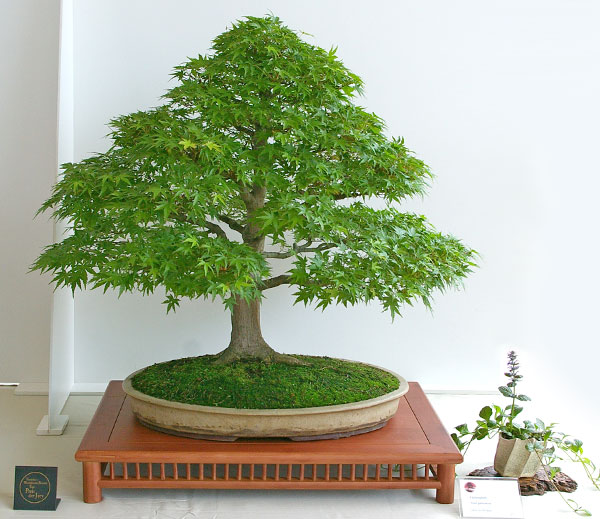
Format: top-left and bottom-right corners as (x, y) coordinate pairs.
(458, 477), (523, 518)
(13, 466), (60, 511)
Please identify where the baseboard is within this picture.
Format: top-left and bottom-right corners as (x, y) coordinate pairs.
(14, 383), (49, 396)
(424, 389), (499, 395)
(70, 382), (108, 395)
(67, 382), (497, 396)
(14, 381), (496, 397)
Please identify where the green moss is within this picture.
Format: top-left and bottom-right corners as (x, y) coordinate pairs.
(131, 355), (399, 409)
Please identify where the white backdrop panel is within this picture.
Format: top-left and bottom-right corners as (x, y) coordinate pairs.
(72, 0), (600, 449)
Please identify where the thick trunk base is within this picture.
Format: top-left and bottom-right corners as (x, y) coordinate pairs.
(214, 344), (303, 365)
(214, 297), (303, 365)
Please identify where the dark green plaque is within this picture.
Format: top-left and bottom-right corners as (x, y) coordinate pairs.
(13, 466), (60, 511)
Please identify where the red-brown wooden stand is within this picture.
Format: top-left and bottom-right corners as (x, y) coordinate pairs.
(75, 381), (461, 504)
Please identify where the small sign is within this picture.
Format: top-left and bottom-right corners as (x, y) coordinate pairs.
(458, 476), (523, 518)
(14, 466), (60, 511)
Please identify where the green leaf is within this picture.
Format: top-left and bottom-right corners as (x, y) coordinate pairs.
(456, 423), (469, 435)
(203, 141), (222, 152)
(178, 139), (197, 150)
(479, 406), (493, 421)
(474, 428), (488, 440)
(511, 405), (524, 417)
(451, 433), (464, 450)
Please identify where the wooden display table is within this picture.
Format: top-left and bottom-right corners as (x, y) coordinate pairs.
(75, 381), (461, 504)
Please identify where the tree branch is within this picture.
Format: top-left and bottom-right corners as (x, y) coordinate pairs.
(232, 125), (255, 136)
(259, 274), (292, 290)
(263, 251), (294, 259)
(298, 243), (336, 253)
(216, 214), (245, 234)
(262, 242), (336, 259)
(332, 192), (361, 201)
(202, 220), (228, 239)
(172, 211), (228, 240)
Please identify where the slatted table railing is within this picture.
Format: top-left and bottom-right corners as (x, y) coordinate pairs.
(76, 382), (462, 504)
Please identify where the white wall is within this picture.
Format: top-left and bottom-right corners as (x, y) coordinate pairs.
(70, 0), (600, 454)
(0, 0), (60, 383)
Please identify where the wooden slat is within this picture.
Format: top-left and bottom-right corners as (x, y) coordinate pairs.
(286, 465), (292, 481)
(375, 464), (381, 481)
(387, 463), (393, 481)
(363, 464), (368, 481)
(173, 463), (178, 480)
(412, 464), (418, 481)
(299, 464), (304, 481)
(109, 463), (115, 480)
(135, 463), (140, 480)
(424, 464), (430, 480)
(262, 464), (267, 481)
(98, 479), (443, 490)
(312, 464), (317, 481)
(148, 463), (152, 480)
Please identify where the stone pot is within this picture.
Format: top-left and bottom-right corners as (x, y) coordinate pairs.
(493, 435), (542, 477)
(122, 361), (409, 441)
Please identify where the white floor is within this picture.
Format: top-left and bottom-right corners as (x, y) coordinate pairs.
(1, 388), (598, 518)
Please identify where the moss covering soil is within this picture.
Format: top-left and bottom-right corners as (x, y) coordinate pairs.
(131, 355), (400, 410)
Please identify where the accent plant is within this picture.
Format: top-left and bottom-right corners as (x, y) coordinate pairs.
(33, 15), (476, 366)
(452, 351), (599, 516)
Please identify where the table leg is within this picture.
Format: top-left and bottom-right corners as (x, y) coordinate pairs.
(83, 462), (102, 503)
(435, 464), (455, 504)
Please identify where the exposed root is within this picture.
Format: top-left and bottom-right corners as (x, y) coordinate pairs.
(214, 346), (306, 366)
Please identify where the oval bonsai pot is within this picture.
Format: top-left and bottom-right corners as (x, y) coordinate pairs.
(122, 361), (409, 441)
(493, 436), (542, 477)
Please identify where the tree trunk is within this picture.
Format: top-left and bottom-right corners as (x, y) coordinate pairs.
(214, 183), (302, 364)
(214, 296), (302, 364)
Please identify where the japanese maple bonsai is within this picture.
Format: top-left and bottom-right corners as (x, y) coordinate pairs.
(34, 16), (475, 429)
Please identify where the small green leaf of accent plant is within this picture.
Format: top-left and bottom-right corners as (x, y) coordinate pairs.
(479, 406), (493, 420)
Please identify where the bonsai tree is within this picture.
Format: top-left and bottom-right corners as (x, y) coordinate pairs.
(34, 15), (476, 365)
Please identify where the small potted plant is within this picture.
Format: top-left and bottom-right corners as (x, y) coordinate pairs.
(452, 351), (600, 515)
